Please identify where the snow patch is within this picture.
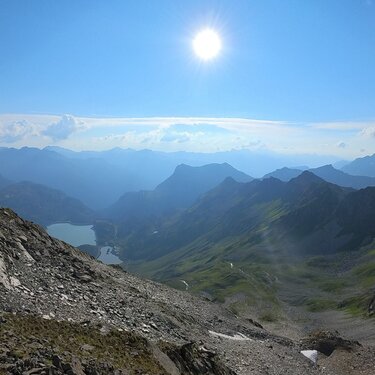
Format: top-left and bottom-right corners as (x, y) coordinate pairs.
(180, 280), (189, 291)
(301, 350), (318, 364)
(209, 330), (252, 341)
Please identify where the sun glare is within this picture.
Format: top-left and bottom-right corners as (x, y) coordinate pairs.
(193, 29), (222, 61)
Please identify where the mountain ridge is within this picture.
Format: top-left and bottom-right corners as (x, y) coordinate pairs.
(105, 163), (253, 221)
(0, 181), (94, 226)
(342, 153), (375, 177)
(264, 165), (375, 189)
(114, 173), (375, 329)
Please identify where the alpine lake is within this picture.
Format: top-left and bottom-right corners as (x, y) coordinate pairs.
(46, 223), (122, 265)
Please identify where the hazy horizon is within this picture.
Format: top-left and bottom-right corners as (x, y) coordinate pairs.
(1, 1), (375, 161)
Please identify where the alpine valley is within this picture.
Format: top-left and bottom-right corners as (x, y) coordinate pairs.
(3, 2), (375, 373)
(0, 147), (375, 375)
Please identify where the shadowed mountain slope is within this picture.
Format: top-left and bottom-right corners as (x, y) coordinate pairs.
(0, 146), (346, 210)
(264, 165), (375, 189)
(263, 167), (303, 181)
(0, 181), (94, 226)
(111, 173), (375, 328)
(0, 147), (151, 209)
(105, 163), (252, 221)
(309, 165), (375, 189)
(118, 172), (357, 260)
(342, 153), (375, 177)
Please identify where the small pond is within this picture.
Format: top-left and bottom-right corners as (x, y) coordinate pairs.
(97, 246), (122, 265)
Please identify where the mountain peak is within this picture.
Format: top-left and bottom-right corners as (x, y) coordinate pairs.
(166, 163), (252, 184)
(174, 162), (234, 173)
(263, 167), (302, 182)
(314, 164), (335, 171)
(342, 153), (375, 177)
(108, 163), (253, 221)
(174, 163), (191, 171)
(289, 170), (325, 185)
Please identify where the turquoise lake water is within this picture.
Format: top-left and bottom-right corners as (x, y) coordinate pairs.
(47, 223), (96, 247)
(47, 223), (122, 265)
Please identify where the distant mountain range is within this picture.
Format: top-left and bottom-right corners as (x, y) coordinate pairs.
(264, 164), (375, 189)
(342, 153), (375, 177)
(263, 167), (302, 181)
(310, 165), (375, 189)
(0, 146), (343, 209)
(0, 147), (145, 209)
(0, 181), (94, 226)
(47, 146), (339, 178)
(0, 161), (253, 229)
(0, 146), (373, 210)
(105, 163), (252, 221)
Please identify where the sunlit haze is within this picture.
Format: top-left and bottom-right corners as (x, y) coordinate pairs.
(193, 29), (222, 60)
(0, 1), (375, 163)
(1, 3), (375, 368)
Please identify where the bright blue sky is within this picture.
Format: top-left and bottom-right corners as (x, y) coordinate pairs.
(0, 0), (375, 159)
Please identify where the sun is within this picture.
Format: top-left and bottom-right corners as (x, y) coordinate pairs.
(193, 29), (222, 61)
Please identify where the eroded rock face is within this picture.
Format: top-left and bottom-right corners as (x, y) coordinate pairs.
(0, 256), (10, 290)
(0, 208), (374, 375)
(161, 342), (236, 375)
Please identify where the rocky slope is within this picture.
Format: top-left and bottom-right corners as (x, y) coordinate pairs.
(0, 208), (374, 374)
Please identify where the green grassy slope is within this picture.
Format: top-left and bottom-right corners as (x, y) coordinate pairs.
(106, 172), (375, 321)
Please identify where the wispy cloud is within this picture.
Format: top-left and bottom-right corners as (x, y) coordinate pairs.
(308, 121), (375, 131)
(360, 126), (375, 138)
(0, 113), (374, 158)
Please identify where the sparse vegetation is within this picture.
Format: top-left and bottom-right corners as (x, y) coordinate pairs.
(259, 311), (279, 322)
(305, 298), (337, 312)
(0, 314), (166, 374)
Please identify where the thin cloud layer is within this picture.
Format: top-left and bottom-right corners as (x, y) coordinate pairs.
(0, 113), (374, 159)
